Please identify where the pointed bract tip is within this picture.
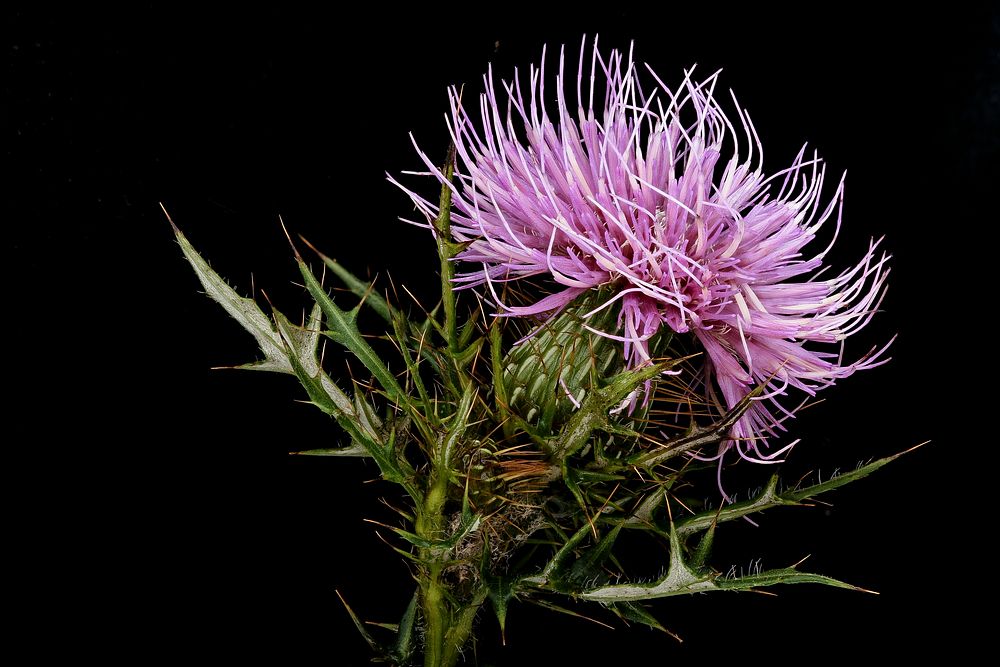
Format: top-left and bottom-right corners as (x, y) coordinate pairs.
(258, 288), (275, 309)
(791, 554), (812, 569)
(160, 202), (181, 235)
(297, 233), (329, 261)
(902, 440), (931, 456)
(278, 215), (302, 261)
(883, 440), (931, 465)
(445, 141), (457, 171)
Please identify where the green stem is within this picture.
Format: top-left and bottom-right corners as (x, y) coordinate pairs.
(417, 473), (486, 667)
(421, 570), (486, 667)
(422, 564), (448, 667)
(440, 587), (488, 667)
(418, 476), (448, 667)
(433, 146), (458, 354)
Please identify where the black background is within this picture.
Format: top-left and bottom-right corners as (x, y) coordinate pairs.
(8, 5), (996, 663)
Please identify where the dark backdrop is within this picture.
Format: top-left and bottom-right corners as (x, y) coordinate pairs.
(8, 6), (996, 663)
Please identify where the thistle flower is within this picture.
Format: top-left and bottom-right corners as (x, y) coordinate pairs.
(393, 38), (891, 466)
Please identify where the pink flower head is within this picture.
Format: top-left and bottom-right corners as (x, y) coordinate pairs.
(392, 38), (891, 464)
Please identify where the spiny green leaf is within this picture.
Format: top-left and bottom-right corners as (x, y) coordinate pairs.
(561, 464), (594, 538)
(565, 523), (623, 588)
(783, 443), (926, 503)
(675, 474), (793, 538)
(273, 309), (356, 417)
(173, 220), (429, 623)
(621, 486), (668, 529)
(292, 444), (370, 457)
(581, 517), (871, 602)
(627, 383), (765, 469)
(716, 566), (871, 593)
(526, 597), (615, 630)
(390, 307), (435, 424)
(489, 322), (515, 440)
(574, 469), (627, 483)
(457, 312), (479, 349)
(485, 576), (517, 642)
(352, 382), (384, 436)
(674, 443), (927, 538)
(389, 510), (481, 553)
(384, 539), (428, 564)
(611, 602), (680, 641)
(292, 261), (434, 450)
(579, 569), (708, 602)
(580, 520), (711, 601)
(522, 524), (592, 588)
(689, 519), (717, 571)
(391, 589), (419, 663)
(336, 590), (381, 654)
(172, 221), (287, 372)
(364, 622), (399, 632)
(295, 256), (407, 408)
(280, 339), (376, 446)
(434, 145), (459, 352)
(275, 319), (420, 496)
(316, 252), (393, 323)
(439, 383), (476, 468)
(172, 223), (397, 468)
(453, 336), (484, 369)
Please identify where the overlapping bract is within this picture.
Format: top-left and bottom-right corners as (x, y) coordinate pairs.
(393, 39), (890, 464)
